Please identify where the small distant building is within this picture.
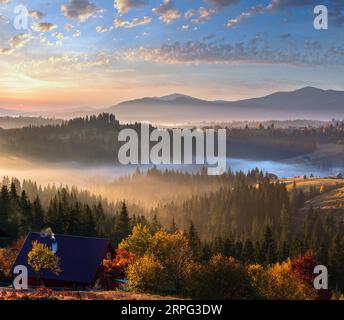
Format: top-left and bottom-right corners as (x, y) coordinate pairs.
(267, 173), (278, 181)
(11, 232), (113, 289)
(336, 173), (343, 179)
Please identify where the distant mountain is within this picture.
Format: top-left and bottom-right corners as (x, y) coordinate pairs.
(0, 108), (21, 116)
(106, 87), (344, 124)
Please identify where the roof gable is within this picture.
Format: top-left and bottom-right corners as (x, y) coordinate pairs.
(12, 232), (111, 284)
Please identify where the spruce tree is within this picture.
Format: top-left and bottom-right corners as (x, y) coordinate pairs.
(241, 239), (255, 263)
(114, 202), (130, 244)
(328, 234), (344, 290)
(262, 225), (276, 264)
(188, 221), (201, 259)
(32, 196), (45, 231)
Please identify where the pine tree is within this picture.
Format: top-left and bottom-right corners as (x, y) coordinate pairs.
(262, 225), (276, 265)
(0, 186), (10, 231)
(20, 190), (32, 233)
(114, 202), (130, 245)
(95, 202), (106, 237)
(241, 239), (255, 263)
(150, 214), (162, 234)
(169, 217), (178, 233)
(188, 221), (201, 259)
(328, 234), (344, 290)
(280, 204), (291, 242)
(32, 196), (45, 231)
(82, 205), (96, 236)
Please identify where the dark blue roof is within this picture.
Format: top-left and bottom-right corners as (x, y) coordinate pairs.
(11, 232), (111, 284)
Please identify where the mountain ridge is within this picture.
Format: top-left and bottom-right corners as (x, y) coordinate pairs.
(106, 86), (344, 123)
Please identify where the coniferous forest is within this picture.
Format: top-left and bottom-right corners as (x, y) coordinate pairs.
(1, 160), (344, 298)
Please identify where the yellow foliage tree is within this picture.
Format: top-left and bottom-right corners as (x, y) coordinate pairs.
(28, 241), (61, 285)
(124, 228), (193, 294)
(248, 260), (317, 300)
(126, 254), (170, 293)
(119, 224), (152, 257)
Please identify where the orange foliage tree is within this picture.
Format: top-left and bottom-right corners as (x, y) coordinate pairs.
(103, 249), (137, 278)
(0, 238), (25, 278)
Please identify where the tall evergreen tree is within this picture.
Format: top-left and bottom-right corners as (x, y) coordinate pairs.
(188, 221), (201, 259)
(262, 225), (276, 265)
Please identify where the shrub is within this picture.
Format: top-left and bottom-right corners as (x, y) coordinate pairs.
(185, 255), (255, 299)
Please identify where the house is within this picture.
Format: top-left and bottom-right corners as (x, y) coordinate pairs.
(11, 232), (113, 289)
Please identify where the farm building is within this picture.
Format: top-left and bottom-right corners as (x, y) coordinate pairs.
(11, 232), (113, 289)
(336, 173), (343, 179)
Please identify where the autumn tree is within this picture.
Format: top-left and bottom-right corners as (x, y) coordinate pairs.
(248, 260), (316, 300)
(119, 224), (152, 256)
(28, 241), (61, 285)
(185, 255), (255, 299)
(126, 254), (170, 293)
(291, 250), (331, 300)
(124, 229), (193, 294)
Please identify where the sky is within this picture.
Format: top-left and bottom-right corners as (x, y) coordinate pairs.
(0, 0), (344, 112)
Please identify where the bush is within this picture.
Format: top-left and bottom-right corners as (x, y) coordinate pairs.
(126, 254), (171, 293)
(248, 260), (317, 300)
(185, 255), (255, 299)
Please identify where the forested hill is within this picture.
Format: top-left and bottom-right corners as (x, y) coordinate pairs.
(2, 172), (344, 292)
(1, 113), (342, 163)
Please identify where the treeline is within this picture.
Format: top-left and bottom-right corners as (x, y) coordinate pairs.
(0, 116), (63, 130)
(153, 172), (299, 241)
(0, 113), (121, 162)
(0, 179), (147, 246)
(109, 224), (333, 299)
(105, 167), (267, 207)
(1, 112), (341, 163)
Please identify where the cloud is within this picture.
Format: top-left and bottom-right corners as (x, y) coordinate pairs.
(330, 1), (344, 27)
(114, 0), (148, 14)
(280, 33), (291, 39)
(152, 0), (180, 24)
(226, 5), (265, 28)
(0, 14), (9, 24)
(0, 33), (32, 55)
(226, 0), (320, 28)
(73, 30), (81, 37)
(28, 10), (45, 20)
(114, 16), (152, 28)
(10, 33), (32, 48)
(266, 0), (319, 12)
(207, 0), (240, 10)
(64, 23), (74, 30)
(192, 7), (215, 24)
(32, 22), (57, 32)
(96, 26), (110, 33)
(184, 9), (195, 19)
(121, 39), (344, 66)
(0, 48), (12, 54)
(52, 32), (66, 40)
(61, 0), (98, 22)
(304, 40), (321, 50)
